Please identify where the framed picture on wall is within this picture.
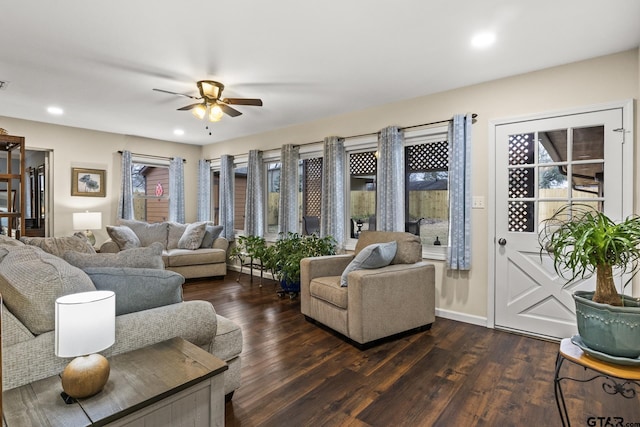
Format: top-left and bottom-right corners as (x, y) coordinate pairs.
(71, 168), (106, 197)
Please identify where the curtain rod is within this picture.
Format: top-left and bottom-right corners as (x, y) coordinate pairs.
(117, 151), (186, 163)
(205, 113), (478, 161)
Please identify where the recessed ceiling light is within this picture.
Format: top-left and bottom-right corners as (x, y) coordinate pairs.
(47, 106), (64, 115)
(173, 129), (185, 136)
(471, 32), (496, 49)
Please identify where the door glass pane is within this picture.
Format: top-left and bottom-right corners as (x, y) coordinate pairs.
(539, 201), (568, 224)
(572, 126), (604, 161)
(508, 167), (534, 198)
(508, 201), (534, 232)
(509, 133), (535, 165)
(539, 165), (568, 197)
(572, 162), (603, 198)
(538, 129), (567, 163)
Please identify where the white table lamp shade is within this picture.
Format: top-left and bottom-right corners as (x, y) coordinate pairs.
(55, 291), (115, 358)
(73, 211), (102, 231)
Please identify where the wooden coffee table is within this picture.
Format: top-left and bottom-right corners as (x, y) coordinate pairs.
(3, 337), (228, 427)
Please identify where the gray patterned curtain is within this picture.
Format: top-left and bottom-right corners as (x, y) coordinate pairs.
(448, 114), (473, 270)
(245, 150), (264, 236)
(321, 136), (345, 251)
(376, 126), (405, 231)
(169, 157), (185, 223)
(197, 159), (211, 222)
(278, 144), (300, 235)
(117, 150), (134, 220)
(219, 155), (235, 241)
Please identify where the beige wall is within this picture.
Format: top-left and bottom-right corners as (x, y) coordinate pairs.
(0, 49), (637, 323)
(202, 49), (639, 322)
(0, 119), (202, 244)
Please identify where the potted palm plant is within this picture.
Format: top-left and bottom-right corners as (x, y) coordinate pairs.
(539, 203), (640, 360)
(263, 232), (336, 297)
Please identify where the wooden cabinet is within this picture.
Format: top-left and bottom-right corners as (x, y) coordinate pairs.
(0, 135), (25, 238)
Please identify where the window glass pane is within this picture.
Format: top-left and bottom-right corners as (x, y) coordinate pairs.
(234, 166), (247, 231)
(266, 162), (280, 234)
(349, 151), (376, 238)
(132, 163), (169, 223)
(405, 140), (449, 247)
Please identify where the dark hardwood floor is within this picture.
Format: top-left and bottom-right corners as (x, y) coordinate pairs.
(183, 274), (640, 427)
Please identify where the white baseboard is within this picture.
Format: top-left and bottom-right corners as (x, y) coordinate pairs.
(435, 308), (488, 328)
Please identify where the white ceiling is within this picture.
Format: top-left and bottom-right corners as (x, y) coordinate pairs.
(1, 1), (638, 146)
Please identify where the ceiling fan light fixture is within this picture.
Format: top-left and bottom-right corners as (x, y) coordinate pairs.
(198, 80), (224, 100)
(208, 104), (224, 122)
(192, 104), (207, 119)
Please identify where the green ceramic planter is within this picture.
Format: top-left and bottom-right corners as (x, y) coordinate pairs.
(574, 290), (640, 358)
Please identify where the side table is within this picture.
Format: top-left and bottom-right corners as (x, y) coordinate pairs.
(3, 337), (228, 427)
(555, 338), (640, 427)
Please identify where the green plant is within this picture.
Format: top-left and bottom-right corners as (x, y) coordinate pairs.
(263, 232), (336, 285)
(230, 235), (268, 263)
(539, 203), (640, 306)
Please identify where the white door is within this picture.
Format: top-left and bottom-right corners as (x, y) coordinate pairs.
(494, 106), (629, 340)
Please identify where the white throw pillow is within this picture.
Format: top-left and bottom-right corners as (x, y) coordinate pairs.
(340, 241), (397, 287)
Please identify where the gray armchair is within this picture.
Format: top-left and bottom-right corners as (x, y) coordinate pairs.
(300, 231), (435, 347)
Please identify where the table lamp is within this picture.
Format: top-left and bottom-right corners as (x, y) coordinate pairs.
(72, 211), (102, 246)
(55, 291), (115, 401)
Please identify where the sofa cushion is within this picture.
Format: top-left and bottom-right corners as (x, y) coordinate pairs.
(106, 225), (141, 250)
(310, 276), (348, 309)
(165, 248), (227, 267)
(167, 222), (188, 249)
(84, 267), (184, 315)
(20, 233), (96, 258)
(0, 245), (96, 334)
(340, 241), (397, 287)
(178, 222), (207, 250)
(200, 225), (224, 248)
(63, 242), (165, 269)
(118, 219), (169, 248)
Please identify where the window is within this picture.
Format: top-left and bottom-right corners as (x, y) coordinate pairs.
(348, 150), (377, 239)
(405, 135), (449, 250)
(234, 165), (247, 231)
(301, 157), (322, 219)
(132, 163), (169, 223)
(266, 161), (281, 234)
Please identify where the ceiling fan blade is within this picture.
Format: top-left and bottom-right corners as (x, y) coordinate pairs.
(153, 88), (200, 100)
(222, 98), (263, 106)
(177, 103), (203, 111)
(218, 103), (243, 117)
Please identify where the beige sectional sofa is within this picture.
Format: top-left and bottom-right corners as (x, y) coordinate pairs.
(100, 219), (228, 279)
(1, 235), (242, 399)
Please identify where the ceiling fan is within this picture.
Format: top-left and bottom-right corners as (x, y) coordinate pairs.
(153, 80), (263, 122)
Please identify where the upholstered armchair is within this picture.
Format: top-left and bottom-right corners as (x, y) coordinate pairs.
(300, 231), (435, 347)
